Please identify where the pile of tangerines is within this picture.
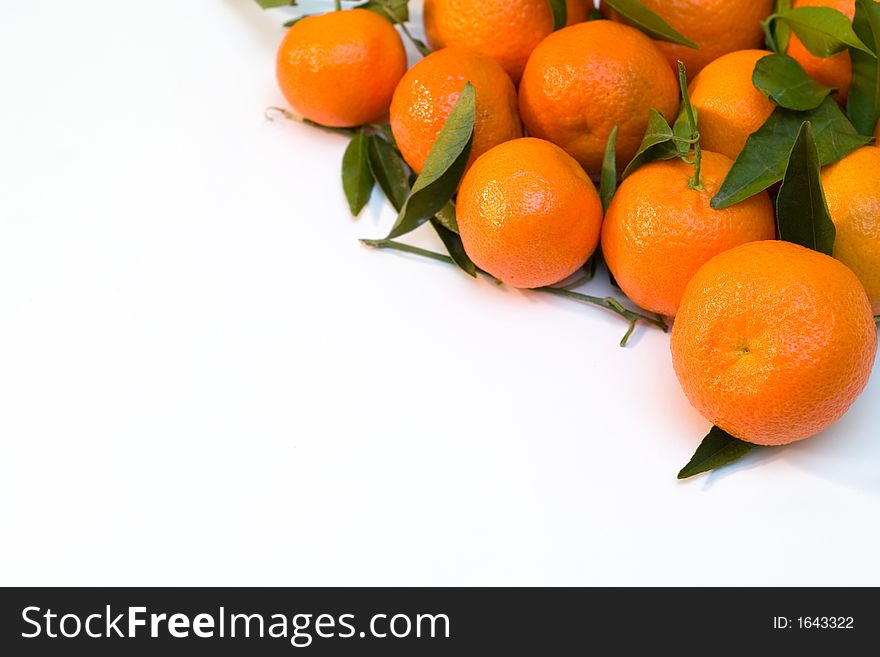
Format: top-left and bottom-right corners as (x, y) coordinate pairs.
(263, 0), (880, 478)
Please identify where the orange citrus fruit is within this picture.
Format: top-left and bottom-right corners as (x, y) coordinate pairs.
(601, 0), (775, 78)
(389, 48), (522, 175)
(457, 138), (603, 289)
(518, 20), (679, 176)
(689, 49), (776, 161)
(786, 0), (863, 104)
(423, 0), (591, 82)
(671, 240), (877, 446)
(602, 151), (776, 317)
(821, 146), (880, 313)
(276, 9), (406, 128)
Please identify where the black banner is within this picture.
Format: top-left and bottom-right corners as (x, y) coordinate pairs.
(1, 587), (876, 654)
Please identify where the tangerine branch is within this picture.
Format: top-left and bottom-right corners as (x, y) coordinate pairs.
(362, 239), (669, 347)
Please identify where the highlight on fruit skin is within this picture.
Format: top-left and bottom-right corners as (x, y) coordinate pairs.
(518, 20), (680, 176)
(275, 9), (407, 128)
(389, 47), (522, 175)
(456, 138), (604, 290)
(671, 241), (878, 447)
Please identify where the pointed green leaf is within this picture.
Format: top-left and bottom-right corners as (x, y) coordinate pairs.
(430, 217), (477, 277)
(848, 0), (880, 136)
(753, 53), (835, 110)
(341, 129), (375, 216)
(776, 121), (837, 255)
(678, 426), (758, 480)
(600, 126), (619, 211)
(548, 0), (567, 31)
(367, 135), (410, 212)
(622, 110), (678, 178)
(779, 6), (874, 57)
(602, 0), (698, 48)
(711, 98), (870, 209)
(386, 83), (475, 239)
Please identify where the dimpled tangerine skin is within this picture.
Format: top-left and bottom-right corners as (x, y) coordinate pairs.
(275, 9), (407, 128)
(689, 49), (776, 162)
(423, 0), (592, 82)
(671, 241), (878, 446)
(457, 138), (603, 289)
(518, 21), (680, 176)
(601, 151), (777, 318)
(821, 146), (880, 314)
(389, 48), (522, 175)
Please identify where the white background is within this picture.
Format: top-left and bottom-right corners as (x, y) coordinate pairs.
(1, 0), (878, 586)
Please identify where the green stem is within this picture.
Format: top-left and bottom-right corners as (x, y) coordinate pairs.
(874, 315), (880, 326)
(373, 1), (432, 56)
(360, 239), (455, 265)
(264, 106), (358, 135)
(334, 0), (342, 11)
(540, 288), (668, 347)
(362, 239), (669, 347)
(399, 21), (431, 57)
(677, 62), (702, 191)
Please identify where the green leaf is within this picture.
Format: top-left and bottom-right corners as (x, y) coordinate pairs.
(622, 110), (679, 178)
(766, 0), (793, 53)
(548, 0), (567, 31)
(430, 217), (477, 277)
(672, 104), (696, 155)
(386, 83), (476, 239)
(602, 0), (699, 49)
(753, 54), (835, 110)
(433, 201), (459, 234)
(711, 98), (870, 209)
(678, 426), (758, 480)
(357, 0), (409, 24)
(599, 126), (619, 211)
(848, 0), (880, 136)
(255, 0), (297, 8)
(776, 121), (837, 255)
(674, 60), (704, 189)
(367, 135), (410, 212)
(341, 129), (375, 216)
(778, 6), (874, 57)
